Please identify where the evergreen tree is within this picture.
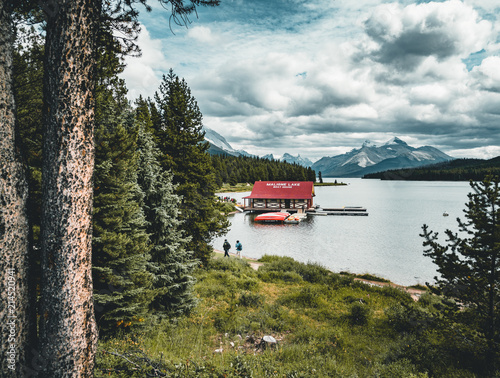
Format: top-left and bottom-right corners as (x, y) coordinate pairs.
(92, 81), (155, 333)
(421, 176), (500, 373)
(152, 69), (229, 264)
(135, 105), (197, 317)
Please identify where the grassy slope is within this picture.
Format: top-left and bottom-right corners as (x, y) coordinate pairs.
(96, 256), (484, 377)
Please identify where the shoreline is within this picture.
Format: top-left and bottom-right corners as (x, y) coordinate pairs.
(212, 249), (425, 301)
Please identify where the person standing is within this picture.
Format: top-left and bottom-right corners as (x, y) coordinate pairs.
(223, 239), (231, 257)
(235, 240), (243, 258)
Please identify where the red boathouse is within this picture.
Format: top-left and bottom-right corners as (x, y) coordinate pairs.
(243, 181), (315, 212)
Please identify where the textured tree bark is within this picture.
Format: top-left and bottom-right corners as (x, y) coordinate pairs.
(0, 2), (31, 376)
(39, 0), (99, 375)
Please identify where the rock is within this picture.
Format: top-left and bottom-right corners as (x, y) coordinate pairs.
(259, 335), (278, 349)
(214, 348), (223, 353)
(262, 335), (277, 344)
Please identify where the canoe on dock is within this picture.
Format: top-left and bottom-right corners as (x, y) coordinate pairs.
(254, 211), (307, 224)
(254, 212), (290, 223)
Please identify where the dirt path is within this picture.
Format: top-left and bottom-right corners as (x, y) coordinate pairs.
(353, 277), (425, 301)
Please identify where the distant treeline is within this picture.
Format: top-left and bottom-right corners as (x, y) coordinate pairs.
(211, 154), (317, 186)
(364, 157), (500, 181)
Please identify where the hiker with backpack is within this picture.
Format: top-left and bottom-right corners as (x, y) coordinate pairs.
(223, 239), (231, 257)
(235, 240), (243, 258)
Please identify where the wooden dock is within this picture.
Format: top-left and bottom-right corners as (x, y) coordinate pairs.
(308, 207), (368, 216)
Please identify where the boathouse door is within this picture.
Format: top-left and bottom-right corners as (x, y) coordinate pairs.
(285, 199), (291, 209)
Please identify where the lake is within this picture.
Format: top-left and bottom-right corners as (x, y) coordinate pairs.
(213, 178), (472, 286)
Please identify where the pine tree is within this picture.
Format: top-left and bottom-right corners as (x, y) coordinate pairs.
(421, 176), (500, 373)
(92, 81), (155, 333)
(135, 104), (197, 317)
(152, 70), (229, 264)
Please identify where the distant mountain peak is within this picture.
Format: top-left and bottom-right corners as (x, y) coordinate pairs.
(384, 137), (408, 146)
(280, 153), (313, 167)
(362, 140), (376, 148)
(312, 137), (452, 177)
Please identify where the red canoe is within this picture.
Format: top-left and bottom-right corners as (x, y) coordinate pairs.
(254, 212), (290, 223)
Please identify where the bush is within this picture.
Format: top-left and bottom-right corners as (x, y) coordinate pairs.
(209, 256), (252, 273)
(239, 291), (263, 307)
(258, 270), (304, 284)
(385, 303), (434, 335)
(258, 255), (332, 284)
(278, 285), (325, 309)
(374, 358), (428, 378)
(348, 301), (371, 325)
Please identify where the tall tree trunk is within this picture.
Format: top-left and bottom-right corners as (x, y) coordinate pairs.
(39, 0), (98, 375)
(0, 2), (31, 376)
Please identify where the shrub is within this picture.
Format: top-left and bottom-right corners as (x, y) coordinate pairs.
(374, 358), (428, 378)
(348, 301), (371, 326)
(258, 270), (303, 284)
(209, 256), (252, 274)
(239, 291), (263, 307)
(385, 303), (434, 335)
(379, 285), (413, 303)
(278, 285), (325, 309)
(258, 255), (332, 284)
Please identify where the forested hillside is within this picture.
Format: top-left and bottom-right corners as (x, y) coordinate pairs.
(7, 8), (225, 373)
(363, 156), (500, 181)
(211, 154), (317, 187)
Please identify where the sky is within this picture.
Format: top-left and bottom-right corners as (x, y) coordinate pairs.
(120, 0), (500, 161)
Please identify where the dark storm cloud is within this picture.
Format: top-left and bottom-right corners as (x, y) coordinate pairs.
(364, 2), (491, 71)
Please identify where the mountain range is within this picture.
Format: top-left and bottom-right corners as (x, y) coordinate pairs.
(204, 127), (313, 166)
(311, 137), (452, 177)
(203, 127), (453, 176)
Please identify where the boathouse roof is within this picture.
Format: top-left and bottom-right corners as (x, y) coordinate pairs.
(244, 181), (315, 200)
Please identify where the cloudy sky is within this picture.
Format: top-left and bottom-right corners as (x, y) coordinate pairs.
(120, 0), (500, 161)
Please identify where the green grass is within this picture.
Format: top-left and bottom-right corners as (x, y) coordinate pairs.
(96, 256), (487, 377)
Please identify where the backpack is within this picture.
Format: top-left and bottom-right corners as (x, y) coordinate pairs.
(223, 241), (230, 250)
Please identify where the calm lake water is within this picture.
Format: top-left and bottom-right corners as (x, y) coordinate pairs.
(213, 178), (472, 286)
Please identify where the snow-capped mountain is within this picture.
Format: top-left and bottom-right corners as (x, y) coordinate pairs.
(204, 127), (313, 167)
(204, 127), (240, 156)
(280, 153), (314, 167)
(260, 153), (313, 167)
(312, 137), (452, 177)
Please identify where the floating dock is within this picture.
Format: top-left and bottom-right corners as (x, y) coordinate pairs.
(309, 206), (368, 216)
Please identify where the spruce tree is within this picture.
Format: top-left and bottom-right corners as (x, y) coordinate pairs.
(421, 176), (500, 373)
(92, 82), (155, 333)
(135, 104), (197, 317)
(152, 69), (229, 264)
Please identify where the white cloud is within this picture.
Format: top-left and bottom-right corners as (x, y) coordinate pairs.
(124, 0), (500, 161)
(449, 145), (500, 159)
(471, 56), (500, 92)
(187, 26), (216, 43)
(119, 25), (171, 100)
